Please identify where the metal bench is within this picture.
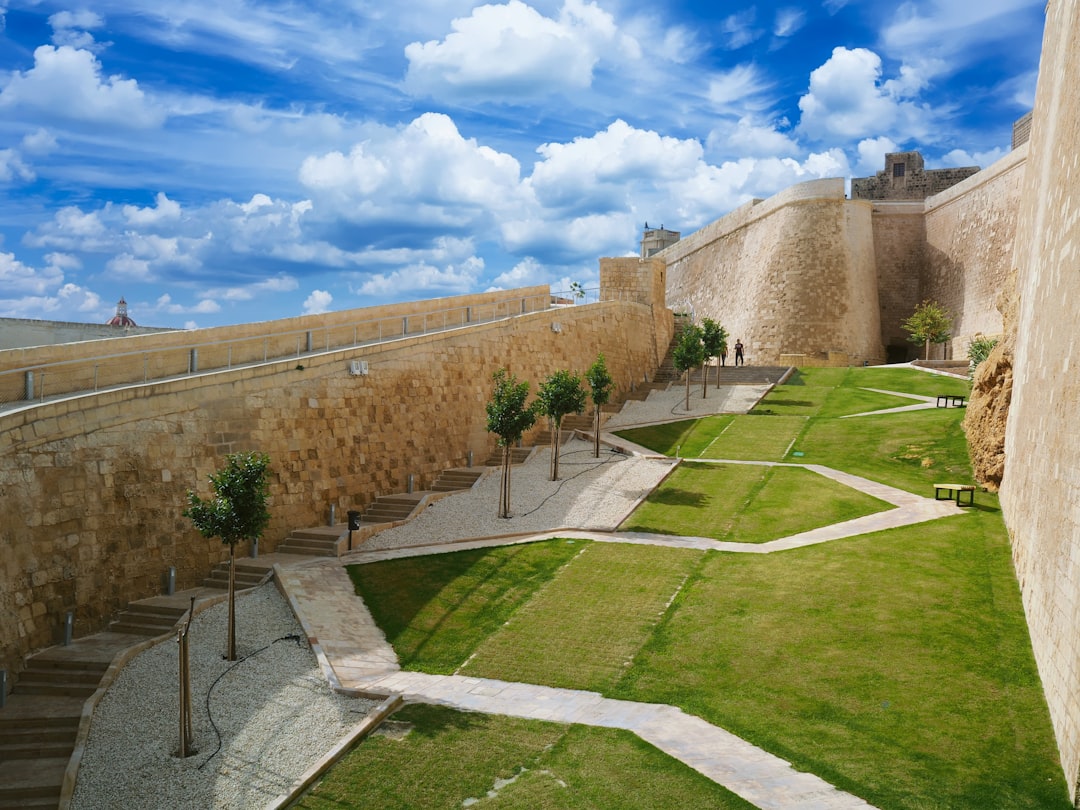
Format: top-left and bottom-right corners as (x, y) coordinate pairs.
(934, 483), (976, 506)
(936, 394), (966, 407)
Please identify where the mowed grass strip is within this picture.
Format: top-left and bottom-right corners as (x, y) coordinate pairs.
(614, 415), (732, 457)
(612, 511), (1072, 809)
(620, 462), (890, 543)
(695, 414), (806, 461)
(462, 542), (703, 692)
(347, 540), (585, 673)
(296, 703), (756, 810)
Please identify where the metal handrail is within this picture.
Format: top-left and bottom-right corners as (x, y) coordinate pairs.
(1, 287), (623, 415)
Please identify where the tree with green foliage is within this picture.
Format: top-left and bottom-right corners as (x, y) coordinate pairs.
(536, 368), (587, 480)
(672, 323), (705, 411)
(902, 300), (952, 361)
(967, 334), (999, 375)
(585, 353), (614, 458)
(700, 318), (729, 392)
(485, 368), (537, 518)
(184, 451), (271, 661)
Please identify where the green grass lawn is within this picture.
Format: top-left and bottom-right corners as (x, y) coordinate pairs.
(295, 704), (757, 809)
(314, 366), (1070, 809)
(618, 461), (892, 542)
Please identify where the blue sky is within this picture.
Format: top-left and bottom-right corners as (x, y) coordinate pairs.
(0, 0), (1045, 329)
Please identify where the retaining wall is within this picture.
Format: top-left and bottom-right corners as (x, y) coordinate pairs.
(0, 280), (671, 680)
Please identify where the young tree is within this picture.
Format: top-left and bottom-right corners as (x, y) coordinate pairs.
(701, 318), (729, 393)
(672, 323), (705, 411)
(902, 300), (952, 361)
(535, 369), (587, 480)
(485, 368), (537, 518)
(585, 353), (614, 458)
(184, 451), (271, 661)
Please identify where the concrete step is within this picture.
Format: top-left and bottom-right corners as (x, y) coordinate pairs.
(200, 559), (270, 590)
(483, 447), (532, 466)
(277, 536), (339, 556)
(431, 468), (483, 492)
(0, 756), (66, 808)
(108, 603), (188, 636)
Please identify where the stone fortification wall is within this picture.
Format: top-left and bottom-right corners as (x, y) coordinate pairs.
(0, 287), (551, 407)
(867, 202), (926, 360)
(991, 0), (1080, 800)
(922, 146), (1026, 359)
(0, 281), (670, 680)
(663, 178), (883, 366)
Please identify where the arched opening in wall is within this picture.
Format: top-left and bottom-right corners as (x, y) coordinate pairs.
(886, 344), (911, 364)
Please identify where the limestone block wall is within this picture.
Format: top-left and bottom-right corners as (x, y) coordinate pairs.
(922, 146), (1026, 360)
(663, 178), (883, 365)
(0, 291), (668, 680)
(0, 287), (552, 408)
(869, 202), (926, 359)
(996, 0), (1080, 801)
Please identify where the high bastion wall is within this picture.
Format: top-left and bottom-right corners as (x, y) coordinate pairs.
(0, 271), (672, 681)
(920, 146), (1027, 359)
(983, 0), (1080, 800)
(662, 178), (883, 367)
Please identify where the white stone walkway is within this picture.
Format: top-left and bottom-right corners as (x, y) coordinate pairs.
(273, 378), (975, 810)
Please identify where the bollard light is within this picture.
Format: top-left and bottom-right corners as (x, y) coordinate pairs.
(329, 504), (337, 526)
(64, 611), (73, 646)
(467, 450), (474, 468)
(407, 474), (414, 494)
(0, 669), (7, 709)
(167, 566), (176, 596)
(347, 510), (361, 551)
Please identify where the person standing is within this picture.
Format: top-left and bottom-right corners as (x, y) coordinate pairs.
(734, 339), (745, 366)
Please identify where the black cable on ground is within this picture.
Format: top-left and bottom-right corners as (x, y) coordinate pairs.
(518, 446), (623, 517)
(197, 633), (304, 770)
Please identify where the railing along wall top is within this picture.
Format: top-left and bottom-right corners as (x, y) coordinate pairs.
(1, 287), (631, 414)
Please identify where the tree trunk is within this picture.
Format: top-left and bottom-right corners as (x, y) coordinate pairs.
(685, 370), (691, 411)
(499, 445), (510, 518)
(226, 543), (236, 661)
(701, 361), (707, 398)
(715, 358), (721, 389)
(551, 417), (563, 480)
(924, 337), (930, 361)
(593, 406), (601, 458)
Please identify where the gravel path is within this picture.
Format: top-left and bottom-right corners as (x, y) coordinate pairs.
(360, 438), (678, 551)
(70, 585), (377, 810)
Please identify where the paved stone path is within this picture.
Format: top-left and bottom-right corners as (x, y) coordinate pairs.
(276, 456), (953, 810)
(272, 383), (973, 810)
(277, 551), (878, 809)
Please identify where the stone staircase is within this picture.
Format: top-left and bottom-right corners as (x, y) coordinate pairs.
(108, 601), (190, 636)
(431, 467), (483, 493)
(276, 525), (344, 557)
(201, 559), (272, 590)
(360, 494), (420, 524)
(482, 446), (534, 466)
(0, 633), (146, 809)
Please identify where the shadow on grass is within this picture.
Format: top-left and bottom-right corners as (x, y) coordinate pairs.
(648, 488), (709, 508)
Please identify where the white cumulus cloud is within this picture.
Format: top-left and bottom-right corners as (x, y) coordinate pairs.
(0, 45), (164, 128)
(404, 0), (618, 101)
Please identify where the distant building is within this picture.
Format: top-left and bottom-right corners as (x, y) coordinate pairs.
(0, 297), (174, 350)
(1012, 111), (1033, 149)
(851, 151), (979, 201)
(106, 297), (137, 327)
(640, 224), (680, 257)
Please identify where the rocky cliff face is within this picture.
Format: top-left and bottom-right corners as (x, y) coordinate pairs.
(963, 263), (1018, 491)
(963, 341), (1012, 491)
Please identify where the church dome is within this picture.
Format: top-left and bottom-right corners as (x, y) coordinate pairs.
(107, 297), (137, 327)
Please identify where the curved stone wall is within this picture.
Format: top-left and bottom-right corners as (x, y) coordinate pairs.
(664, 178), (883, 365)
(0, 286), (671, 680)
